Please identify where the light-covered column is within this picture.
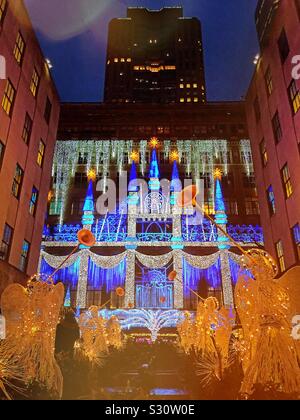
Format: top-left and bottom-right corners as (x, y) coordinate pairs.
(220, 250), (234, 308)
(76, 250), (89, 308)
(173, 250), (184, 309)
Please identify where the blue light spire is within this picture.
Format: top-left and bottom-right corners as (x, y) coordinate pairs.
(214, 172), (229, 249)
(149, 149), (160, 191)
(170, 160), (181, 205)
(149, 149), (160, 180)
(171, 160), (181, 191)
(128, 161), (138, 192)
(82, 179), (95, 228)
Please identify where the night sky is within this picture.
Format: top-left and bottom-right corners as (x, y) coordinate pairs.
(25, 0), (259, 103)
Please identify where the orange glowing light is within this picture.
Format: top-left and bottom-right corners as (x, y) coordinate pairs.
(214, 168), (223, 180)
(149, 137), (159, 149)
(116, 287), (125, 297)
(168, 271), (177, 281)
(130, 150), (139, 163)
(170, 150), (179, 162)
(87, 169), (97, 182)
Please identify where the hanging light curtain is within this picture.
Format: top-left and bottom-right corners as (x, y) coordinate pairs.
(88, 257), (126, 292)
(183, 256), (222, 296)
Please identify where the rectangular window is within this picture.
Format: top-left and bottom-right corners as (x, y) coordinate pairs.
(44, 97), (52, 124)
(29, 187), (38, 216)
(30, 68), (40, 97)
(276, 240), (285, 272)
(0, 140), (5, 169)
(225, 200), (238, 215)
(21, 113), (33, 144)
(0, 223), (13, 261)
(288, 80), (300, 115)
(1, 79), (16, 116)
(241, 150), (253, 165)
(49, 199), (62, 216)
(267, 185), (276, 216)
(0, 0), (7, 25)
(12, 164), (23, 199)
(265, 66), (273, 96)
(201, 173), (211, 189)
(71, 199), (85, 216)
(37, 140), (45, 167)
(74, 172), (88, 187)
(292, 224), (300, 260)
(19, 240), (30, 272)
(260, 139), (268, 167)
(222, 172), (234, 188)
(245, 198), (260, 215)
(272, 111), (282, 143)
(278, 29), (290, 63)
(254, 96), (261, 122)
(281, 163), (293, 198)
(243, 172), (256, 189)
(13, 32), (26, 65)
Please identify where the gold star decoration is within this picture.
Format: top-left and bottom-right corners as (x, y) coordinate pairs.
(214, 168), (223, 180)
(130, 150), (139, 163)
(87, 169), (97, 182)
(149, 136), (159, 149)
(170, 150), (179, 162)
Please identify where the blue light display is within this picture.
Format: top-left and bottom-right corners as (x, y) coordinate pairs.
(171, 160), (181, 192)
(129, 161), (138, 192)
(40, 258), (80, 289)
(149, 149), (160, 179)
(87, 257), (126, 292)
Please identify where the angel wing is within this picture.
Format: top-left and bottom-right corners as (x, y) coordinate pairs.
(276, 265), (300, 321)
(1, 284), (28, 337)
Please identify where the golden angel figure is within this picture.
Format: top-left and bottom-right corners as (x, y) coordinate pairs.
(106, 315), (123, 350)
(0, 276), (64, 398)
(235, 249), (300, 397)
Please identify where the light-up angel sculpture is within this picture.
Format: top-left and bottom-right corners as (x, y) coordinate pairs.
(0, 276), (64, 398)
(235, 249), (300, 397)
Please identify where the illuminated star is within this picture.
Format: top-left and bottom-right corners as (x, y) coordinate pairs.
(170, 150), (179, 162)
(214, 168), (223, 180)
(130, 150), (139, 163)
(87, 169), (97, 181)
(149, 136), (159, 149)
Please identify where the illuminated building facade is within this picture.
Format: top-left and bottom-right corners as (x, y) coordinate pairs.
(246, 0), (300, 272)
(104, 7), (206, 104)
(0, 0), (60, 294)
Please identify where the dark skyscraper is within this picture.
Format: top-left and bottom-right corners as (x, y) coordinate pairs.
(104, 7), (206, 104)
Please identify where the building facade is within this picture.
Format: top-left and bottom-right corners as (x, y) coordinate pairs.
(104, 7), (206, 104)
(0, 0), (60, 293)
(40, 101), (262, 312)
(246, 0), (300, 272)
